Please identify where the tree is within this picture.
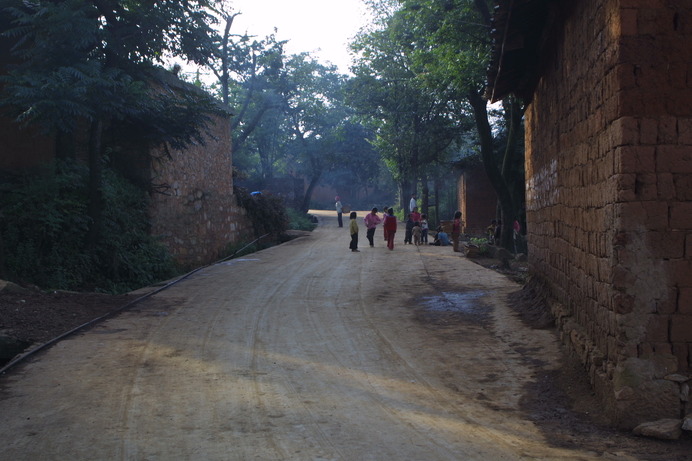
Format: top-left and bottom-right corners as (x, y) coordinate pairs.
(395, 0), (526, 247)
(0, 0), (224, 245)
(354, 0), (526, 247)
(348, 11), (466, 216)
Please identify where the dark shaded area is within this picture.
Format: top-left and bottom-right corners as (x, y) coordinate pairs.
(0, 288), (131, 366)
(507, 281), (692, 459)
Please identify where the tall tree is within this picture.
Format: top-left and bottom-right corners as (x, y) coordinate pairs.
(348, 14), (465, 215)
(354, 0), (526, 247)
(396, 0), (525, 247)
(0, 0), (223, 245)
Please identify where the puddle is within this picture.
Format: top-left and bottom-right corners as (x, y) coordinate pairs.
(421, 291), (488, 314)
(419, 291), (493, 326)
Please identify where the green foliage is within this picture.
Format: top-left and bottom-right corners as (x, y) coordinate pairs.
(468, 237), (490, 255)
(285, 208), (316, 231)
(0, 160), (176, 293)
(0, 0), (222, 142)
(234, 187), (290, 237)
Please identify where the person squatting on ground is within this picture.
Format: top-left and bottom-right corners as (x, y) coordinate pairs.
(404, 214), (415, 244)
(433, 226), (450, 246)
(349, 211), (359, 252)
(420, 214), (429, 244)
(364, 207), (382, 247)
(383, 208), (397, 250)
(412, 222), (422, 245)
(335, 196), (343, 228)
(451, 211), (463, 252)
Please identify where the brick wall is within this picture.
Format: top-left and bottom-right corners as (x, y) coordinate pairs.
(457, 165), (497, 236)
(525, 0), (692, 427)
(148, 115), (254, 269)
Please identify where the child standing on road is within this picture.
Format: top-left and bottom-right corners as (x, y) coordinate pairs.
(412, 222), (422, 246)
(404, 214), (415, 244)
(363, 207), (382, 247)
(383, 208), (397, 250)
(349, 211), (360, 252)
(421, 214), (429, 244)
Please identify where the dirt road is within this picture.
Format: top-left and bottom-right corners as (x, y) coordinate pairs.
(0, 211), (681, 460)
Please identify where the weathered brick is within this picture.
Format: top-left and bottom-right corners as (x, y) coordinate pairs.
(657, 173), (676, 200)
(674, 174), (692, 200)
(667, 259), (692, 286)
(522, 0), (692, 425)
(618, 8), (639, 36)
(647, 231), (686, 259)
(639, 118), (658, 144)
(615, 145), (656, 174)
(615, 201), (668, 230)
(613, 291), (635, 314)
(672, 342), (689, 372)
(670, 314), (692, 342)
(679, 287), (692, 315)
(679, 118), (692, 144)
(647, 315), (670, 342)
(656, 145), (692, 173)
(670, 202), (692, 229)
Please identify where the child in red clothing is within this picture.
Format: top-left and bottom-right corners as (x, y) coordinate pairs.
(382, 208), (397, 250)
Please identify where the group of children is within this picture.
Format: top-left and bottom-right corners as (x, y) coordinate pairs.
(347, 207), (430, 252)
(403, 211), (429, 246)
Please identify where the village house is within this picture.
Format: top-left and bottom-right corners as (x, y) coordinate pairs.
(488, 0), (692, 431)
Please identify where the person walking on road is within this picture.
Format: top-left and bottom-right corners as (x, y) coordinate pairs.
(349, 211), (360, 252)
(383, 208), (397, 250)
(364, 207), (382, 247)
(409, 194), (417, 213)
(335, 196), (343, 227)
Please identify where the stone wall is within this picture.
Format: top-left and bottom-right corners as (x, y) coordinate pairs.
(148, 115), (254, 269)
(457, 165), (497, 236)
(525, 0), (692, 428)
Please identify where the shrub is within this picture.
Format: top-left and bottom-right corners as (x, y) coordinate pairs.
(468, 237), (490, 255)
(234, 187), (290, 237)
(0, 160), (176, 293)
(286, 208), (316, 231)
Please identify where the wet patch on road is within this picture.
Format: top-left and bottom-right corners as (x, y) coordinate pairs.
(417, 290), (493, 327)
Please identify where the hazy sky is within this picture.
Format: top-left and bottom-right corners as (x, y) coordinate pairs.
(228, 0), (371, 73)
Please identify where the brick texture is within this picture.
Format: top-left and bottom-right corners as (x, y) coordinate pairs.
(148, 115), (253, 269)
(524, 0), (692, 427)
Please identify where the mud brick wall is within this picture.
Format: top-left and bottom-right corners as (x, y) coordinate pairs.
(148, 115), (253, 269)
(457, 165), (497, 236)
(525, 0), (692, 428)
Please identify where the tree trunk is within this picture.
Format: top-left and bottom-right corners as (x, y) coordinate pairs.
(301, 172), (322, 213)
(398, 180), (411, 218)
(421, 174), (429, 217)
(86, 119), (104, 248)
(467, 89), (516, 249)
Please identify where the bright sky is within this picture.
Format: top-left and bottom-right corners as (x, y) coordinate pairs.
(228, 0), (371, 74)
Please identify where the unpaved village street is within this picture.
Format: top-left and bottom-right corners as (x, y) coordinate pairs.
(0, 211), (687, 460)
